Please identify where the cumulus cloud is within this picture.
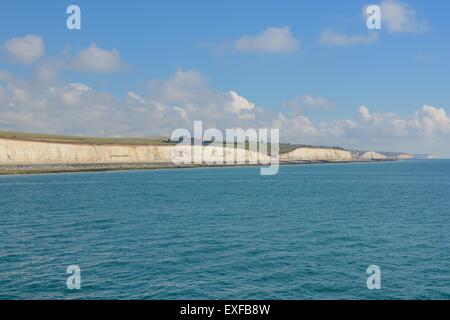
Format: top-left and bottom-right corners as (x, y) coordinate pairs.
(302, 95), (335, 110)
(318, 29), (378, 46)
(148, 69), (263, 127)
(274, 104), (450, 153)
(149, 69), (207, 104)
(172, 106), (187, 119)
(72, 43), (122, 72)
(127, 92), (146, 104)
(0, 69), (264, 137)
(355, 105), (450, 138)
(3, 35), (45, 64)
(69, 83), (91, 92)
(273, 113), (319, 138)
(35, 66), (58, 81)
(380, 0), (428, 33)
(225, 91), (255, 119)
(60, 83), (92, 106)
(320, 1), (427, 48)
(413, 105), (450, 137)
(285, 94), (335, 113)
(0, 84), (5, 101)
(350, 105), (448, 139)
(234, 27), (299, 53)
(1, 67), (449, 155)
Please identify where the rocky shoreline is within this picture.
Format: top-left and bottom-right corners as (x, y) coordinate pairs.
(0, 162), (205, 175)
(0, 159), (396, 175)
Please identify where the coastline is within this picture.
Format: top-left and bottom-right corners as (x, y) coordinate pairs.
(0, 132), (411, 175)
(0, 159), (395, 175)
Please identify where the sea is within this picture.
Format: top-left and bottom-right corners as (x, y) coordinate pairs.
(1, 160), (449, 299)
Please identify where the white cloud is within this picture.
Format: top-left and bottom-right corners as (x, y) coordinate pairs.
(351, 105), (450, 139)
(302, 95), (335, 110)
(1, 68), (449, 156)
(60, 83), (92, 106)
(35, 66), (58, 81)
(148, 69), (262, 126)
(272, 104), (450, 156)
(0, 84), (5, 101)
(150, 69), (207, 104)
(415, 105), (450, 137)
(72, 43), (122, 72)
(3, 35), (45, 64)
(0, 69), (263, 137)
(320, 1), (428, 47)
(234, 27), (299, 53)
(286, 94), (335, 113)
(319, 105), (450, 140)
(318, 29), (378, 46)
(380, 0), (428, 33)
(273, 113), (319, 137)
(225, 91), (255, 119)
(127, 92), (146, 104)
(69, 83), (91, 92)
(172, 106), (187, 119)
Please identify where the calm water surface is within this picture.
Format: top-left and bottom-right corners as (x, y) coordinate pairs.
(1, 160), (450, 299)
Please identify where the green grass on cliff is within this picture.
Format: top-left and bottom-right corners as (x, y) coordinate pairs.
(0, 131), (172, 145)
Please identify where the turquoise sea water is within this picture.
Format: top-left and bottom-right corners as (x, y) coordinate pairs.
(1, 160), (450, 299)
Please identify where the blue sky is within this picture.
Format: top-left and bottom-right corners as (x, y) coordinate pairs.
(1, 1), (450, 155)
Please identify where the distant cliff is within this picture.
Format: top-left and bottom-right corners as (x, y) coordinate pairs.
(413, 154), (439, 160)
(280, 148), (353, 162)
(280, 147), (414, 163)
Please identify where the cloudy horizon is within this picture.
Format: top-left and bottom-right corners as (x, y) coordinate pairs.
(1, 0), (449, 157)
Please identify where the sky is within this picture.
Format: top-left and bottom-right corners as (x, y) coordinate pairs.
(0, 0), (450, 156)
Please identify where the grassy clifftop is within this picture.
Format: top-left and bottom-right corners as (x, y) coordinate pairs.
(0, 131), (171, 146)
(0, 130), (307, 154)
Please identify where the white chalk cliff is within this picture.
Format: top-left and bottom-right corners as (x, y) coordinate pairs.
(0, 138), (413, 166)
(360, 151), (387, 160)
(0, 138), (270, 165)
(280, 148), (353, 162)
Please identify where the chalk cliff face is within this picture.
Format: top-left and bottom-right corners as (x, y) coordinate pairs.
(169, 144), (271, 165)
(0, 138), (413, 166)
(0, 138), (172, 164)
(360, 151), (387, 160)
(397, 153), (414, 160)
(280, 148), (353, 162)
(0, 138), (270, 165)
